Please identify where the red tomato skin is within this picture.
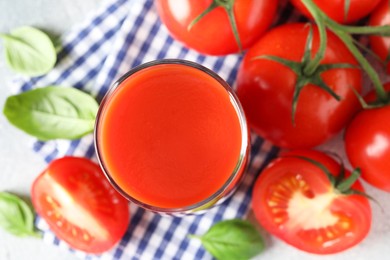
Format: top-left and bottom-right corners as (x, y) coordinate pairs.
(369, 0), (390, 74)
(31, 157), (130, 254)
(252, 150), (371, 254)
(155, 0), (278, 55)
(345, 83), (390, 192)
(290, 0), (381, 24)
(236, 23), (362, 149)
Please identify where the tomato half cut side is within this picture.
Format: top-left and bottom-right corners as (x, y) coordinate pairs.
(252, 150), (371, 254)
(31, 157), (130, 254)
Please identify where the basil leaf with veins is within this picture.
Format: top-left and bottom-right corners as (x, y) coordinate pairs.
(189, 219), (265, 260)
(0, 192), (40, 237)
(3, 86), (98, 141)
(0, 26), (56, 76)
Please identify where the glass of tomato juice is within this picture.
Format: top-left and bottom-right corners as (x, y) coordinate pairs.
(94, 59), (249, 214)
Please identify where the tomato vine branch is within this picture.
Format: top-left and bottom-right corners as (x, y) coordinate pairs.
(300, 0), (389, 104)
(328, 20), (390, 36)
(352, 37), (386, 66)
(332, 28), (388, 102)
(300, 1), (327, 76)
(344, 0), (351, 23)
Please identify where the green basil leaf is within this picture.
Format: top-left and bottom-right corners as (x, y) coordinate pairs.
(3, 86), (99, 141)
(190, 219), (265, 260)
(0, 192), (41, 237)
(0, 26), (56, 76)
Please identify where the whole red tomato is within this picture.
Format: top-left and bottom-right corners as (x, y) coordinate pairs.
(252, 150), (372, 254)
(236, 23), (362, 149)
(290, 0), (381, 24)
(31, 157), (130, 253)
(369, 0), (390, 74)
(155, 0), (278, 55)
(345, 83), (390, 192)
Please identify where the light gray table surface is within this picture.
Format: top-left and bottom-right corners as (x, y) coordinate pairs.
(0, 1), (98, 260)
(1, 1), (390, 260)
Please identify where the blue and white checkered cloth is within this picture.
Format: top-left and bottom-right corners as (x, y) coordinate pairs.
(11, 0), (302, 259)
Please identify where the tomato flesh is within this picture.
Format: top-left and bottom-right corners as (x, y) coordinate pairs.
(155, 0), (278, 55)
(31, 157), (130, 253)
(252, 150), (371, 254)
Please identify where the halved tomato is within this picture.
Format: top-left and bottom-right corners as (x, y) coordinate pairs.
(31, 157), (130, 254)
(252, 150), (371, 254)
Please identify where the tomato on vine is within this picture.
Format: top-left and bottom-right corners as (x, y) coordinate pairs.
(155, 0), (278, 55)
(369, 0), (390, 74)
(345, 82), (390, 192)
(252, 150), (372, 254)
(291, 0), (382, 24)
(236, 23), (362, 148)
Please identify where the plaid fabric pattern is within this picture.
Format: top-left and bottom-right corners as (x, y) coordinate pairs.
(11, 0), (303, 259)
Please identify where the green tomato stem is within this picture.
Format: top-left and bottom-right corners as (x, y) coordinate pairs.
(336, 168), (361, 192)
(187, 0), (242, 53)
(300, 0), (327, 76)
(300, 0), (388, 103)
(225, 5), (243, 52)
(352, 37), (386, 66)
(344, 0), (351, 22)
(328, 27), (388, 102)
(187, 2), (218, 31)
(327, 20), (390, 36)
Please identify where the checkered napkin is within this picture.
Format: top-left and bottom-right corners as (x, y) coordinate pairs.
(11, 0), (302, 259)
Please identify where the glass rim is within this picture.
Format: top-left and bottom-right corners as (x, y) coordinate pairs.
(94, 59), (250, 214)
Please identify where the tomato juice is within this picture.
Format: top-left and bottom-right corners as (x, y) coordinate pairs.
(95, 60), (249, 213)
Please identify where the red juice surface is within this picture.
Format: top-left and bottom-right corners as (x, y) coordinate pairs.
(97, 63), (242, 208)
